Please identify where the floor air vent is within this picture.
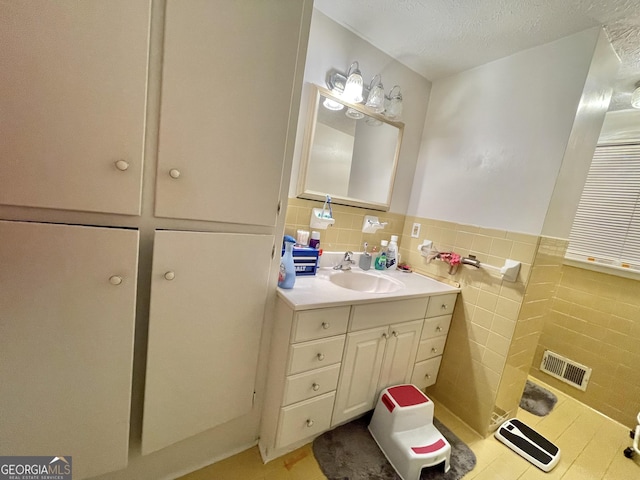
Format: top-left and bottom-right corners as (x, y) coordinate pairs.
(540, 350), (591, 391)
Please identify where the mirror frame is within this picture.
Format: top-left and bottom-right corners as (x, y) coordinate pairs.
(296, 84), (404, 211)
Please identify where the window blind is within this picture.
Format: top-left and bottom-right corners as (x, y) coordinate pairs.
(566, 143), (640, 273)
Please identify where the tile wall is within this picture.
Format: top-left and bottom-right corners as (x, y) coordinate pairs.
(284, 197), (404, 253)
(400, 216), (538, 435)
(530, 263), (640, 428)
(493, 237), (566, 426)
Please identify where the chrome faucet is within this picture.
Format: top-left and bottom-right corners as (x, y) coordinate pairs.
(334, 251), (355, 270)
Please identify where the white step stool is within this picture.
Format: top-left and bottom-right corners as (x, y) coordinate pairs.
(368, 384), (451, 480)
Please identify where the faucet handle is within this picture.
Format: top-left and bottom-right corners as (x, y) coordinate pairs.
(344, 251), (354, 261)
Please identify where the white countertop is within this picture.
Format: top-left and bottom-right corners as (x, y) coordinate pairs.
(277, 266), (460, 310)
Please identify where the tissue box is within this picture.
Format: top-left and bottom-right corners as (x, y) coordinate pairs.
(282, 246), (320, 276)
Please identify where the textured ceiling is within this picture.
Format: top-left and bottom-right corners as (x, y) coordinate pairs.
(315, 0), (640, 111)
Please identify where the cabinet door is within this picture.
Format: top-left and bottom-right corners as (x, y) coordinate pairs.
(377, 320), (423, 395)
(0, 1), (150, 215)
(332, 327), (388, 426)
(142, 230), (273, 454)
(0, 221), (139, 479)
(155, 0), (308, 226)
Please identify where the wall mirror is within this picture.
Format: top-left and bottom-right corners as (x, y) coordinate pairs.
(297, 85), (404, 211)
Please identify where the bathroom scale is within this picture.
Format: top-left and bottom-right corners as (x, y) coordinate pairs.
(495, 418), (561, 472)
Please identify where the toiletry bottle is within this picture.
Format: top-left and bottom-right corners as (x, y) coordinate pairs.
(309, 231), (320, 249)
(359, 242), (371, 270)
(278, 235), (296, 289)
(386, 235), (398, 269)
(375, 240), (388, 270)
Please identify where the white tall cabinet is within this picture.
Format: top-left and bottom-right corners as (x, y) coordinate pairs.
(0, 0), (150, 215)
(0, 221), (139, 479)
(141, 231), (274, 454)
(0, 0), (311, 478)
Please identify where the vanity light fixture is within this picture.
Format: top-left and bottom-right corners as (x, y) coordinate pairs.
(364, 74), (385, 113)
(324, 62), (403, 120)
(323, 94), (345, 111)
(632, 81), (640, 109)
(343, 61), (363, 103)
(385, 85), (403, 120)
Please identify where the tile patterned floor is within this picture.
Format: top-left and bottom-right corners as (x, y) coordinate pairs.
(179, 378), (640, 480)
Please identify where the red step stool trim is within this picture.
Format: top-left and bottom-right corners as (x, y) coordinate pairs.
(411, 438), (447, 455)
(387, 385), (429, 408)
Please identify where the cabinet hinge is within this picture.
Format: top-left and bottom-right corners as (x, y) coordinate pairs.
(252, 390), (257, 406)
(276, 200), (282, 215)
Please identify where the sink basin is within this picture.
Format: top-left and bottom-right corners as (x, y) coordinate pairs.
(329, 271), (404, 293)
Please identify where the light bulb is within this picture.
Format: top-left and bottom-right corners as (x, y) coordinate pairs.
(343, 62), (363, 103)
(365, 75), (385, 113)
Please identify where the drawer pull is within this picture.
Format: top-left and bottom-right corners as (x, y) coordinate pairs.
(114, 159), (129, 171)
(317, 353), (325, 361)
(306, 419), (314, 428)
(436, 326), (443, 332)
(392, 331), (399, 337)
(321, 322), (330, 329)
(164, 271), (175, 281)
(431, 347), (438, 353)
(312, 383), (320, 391)
(425, 373), (431, 379)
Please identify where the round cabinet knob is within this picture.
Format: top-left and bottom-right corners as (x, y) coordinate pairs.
(425, 373), (431, 379)
(109, 275), (123, 285)
(436, 326), (443, 332)
(392, 331), (399, 337)
(306, 419), (314, 428)
(312, 383), (320, 391)
(114, 160), (129, 171)
(382, 332), (389, 339)
(164, 271), (175, 281)
(169, 169), (181, 179)
(441, 304), (448, 310)
(321, 322), (330, 330)
(431, 347), (438, 353)
(317, 353), (325, 361)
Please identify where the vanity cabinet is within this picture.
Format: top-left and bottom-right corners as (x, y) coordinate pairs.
(0, 0), (150, 215)
(0, 220), (139, 479)
(260, 301), (348, 458)
(331, 298), (428, 426)
(411, 293), (457, 389)
(260, 292), (457, 462)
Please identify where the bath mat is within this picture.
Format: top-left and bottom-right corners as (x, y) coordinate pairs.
(519, 380), (558, 416)
(312, 412), (476, 480)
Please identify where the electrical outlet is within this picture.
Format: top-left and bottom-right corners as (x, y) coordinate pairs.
(411, 222), (421, 238)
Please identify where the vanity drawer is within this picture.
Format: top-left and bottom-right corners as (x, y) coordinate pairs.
(416, 336), (448, 362)
(283, 364), (340, 406)
(292, 306), (350, 343)
(426, 293), (457, 318)
(422, 315), (452, 339)
(276, 392), (335, 448)
(351, 298), (429, 331)
(411, 356), (442, 389)
(287, 335), (345, 375)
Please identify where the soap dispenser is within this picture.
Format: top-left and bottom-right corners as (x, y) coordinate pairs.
(278, 235), (296, 289)
(375, 240), (388, 270)
(359, 242), (371, 270)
